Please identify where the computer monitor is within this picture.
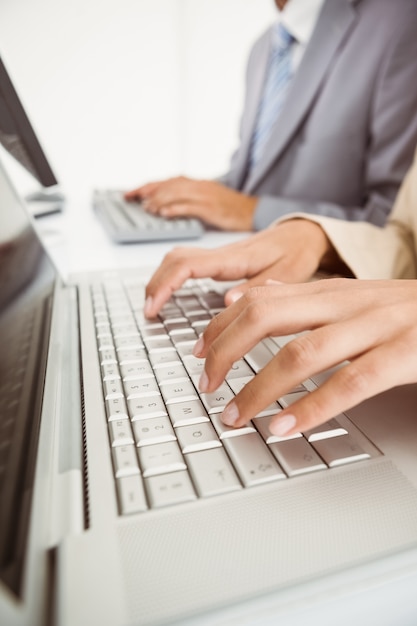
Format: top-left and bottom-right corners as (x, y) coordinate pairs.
(0, 55), (64, 215)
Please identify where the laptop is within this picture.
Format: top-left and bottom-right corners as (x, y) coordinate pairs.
(1, 155), (417, 626)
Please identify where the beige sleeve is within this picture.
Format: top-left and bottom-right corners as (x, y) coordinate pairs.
(273, 151), (417, 280)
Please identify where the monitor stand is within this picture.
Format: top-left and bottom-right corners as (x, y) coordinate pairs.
(25, 187), (65, 217)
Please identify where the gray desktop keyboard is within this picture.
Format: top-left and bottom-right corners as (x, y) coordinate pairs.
(93, 189), (204, 243)
(91, 278), (377, 515)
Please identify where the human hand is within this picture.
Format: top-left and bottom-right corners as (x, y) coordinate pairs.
(125, 176), (257, 231)
(144, 219), (332, 317)
(193, 278), (417, 436)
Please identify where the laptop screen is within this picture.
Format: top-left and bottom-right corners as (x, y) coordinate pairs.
(0, 158), (57, 596)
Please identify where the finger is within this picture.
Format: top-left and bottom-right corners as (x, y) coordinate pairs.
(200, 281), (361, 367)
(124, 181), (161, 200)
(225, 274), (287, 305)
(159, 203), (195, 218)
(144, 249), (202, 317)
(204, 294), (397, 421)
(201, 288), (344, 392)
(144, 177), (195, 212)
(145, 247), (244, 317)
(218, 302), (402, 430)
(268, 335), (416, 437)
(145, 243), (280, 318)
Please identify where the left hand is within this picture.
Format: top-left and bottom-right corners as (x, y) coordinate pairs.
(193, 278), (417, 436)
(125, 176), (257, 231)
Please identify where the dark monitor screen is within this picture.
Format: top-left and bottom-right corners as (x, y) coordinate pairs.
(0, 56), (58, 188)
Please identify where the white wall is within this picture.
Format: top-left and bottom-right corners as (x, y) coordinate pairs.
(0, 0), (275, 192)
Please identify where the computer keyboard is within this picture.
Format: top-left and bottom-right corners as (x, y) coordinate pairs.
(91, 277), (377, 515)
(93, 189), (204, 243)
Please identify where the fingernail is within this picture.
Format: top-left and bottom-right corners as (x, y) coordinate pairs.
(193, 336), (204, 356)
(199, 371), (209, 392)
(144, 296), (153, 317)
(228, 291), (243, 303)
(270, 414), (297, 436)
(221, 401), (240, 426)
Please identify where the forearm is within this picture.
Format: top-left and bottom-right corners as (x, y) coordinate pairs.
(274, 212), (417, 280)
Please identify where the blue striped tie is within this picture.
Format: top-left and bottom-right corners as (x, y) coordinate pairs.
(249, 23), (295, 170)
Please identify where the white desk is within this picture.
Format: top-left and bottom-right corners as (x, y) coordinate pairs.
(34, 188), (247, 280)
(35, 194), (417, 626)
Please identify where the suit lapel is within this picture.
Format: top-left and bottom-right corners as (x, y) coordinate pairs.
(243, 0), (358, 194)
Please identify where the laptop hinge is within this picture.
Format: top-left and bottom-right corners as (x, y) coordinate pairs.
(46, 284), (84, 547)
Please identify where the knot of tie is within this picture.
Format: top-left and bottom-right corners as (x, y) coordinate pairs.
(272, 22), (295, 54)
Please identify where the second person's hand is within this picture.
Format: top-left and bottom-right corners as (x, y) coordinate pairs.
(125, 176), (257, 231)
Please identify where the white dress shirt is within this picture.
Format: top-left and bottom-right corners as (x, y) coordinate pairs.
(277, 0), (327, 71)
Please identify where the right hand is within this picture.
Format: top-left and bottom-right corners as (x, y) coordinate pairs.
(194, 278), (417, 436)
(144, 219), (334, 318)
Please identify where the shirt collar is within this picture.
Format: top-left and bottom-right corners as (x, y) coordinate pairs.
(277, 0), (327, 46)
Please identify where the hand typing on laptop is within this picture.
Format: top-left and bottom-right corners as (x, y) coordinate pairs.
(143, 182), (417, 438)
(143, 218), (335, 317)
(125, 176), (258, 231)
(192, 278), (417, 437)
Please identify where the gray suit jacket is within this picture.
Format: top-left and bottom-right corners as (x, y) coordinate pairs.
(220, 0), (417, 230)
(291, 148), (417, 281)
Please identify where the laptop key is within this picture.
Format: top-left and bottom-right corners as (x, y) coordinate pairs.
(117, 475), (148, 514)
(176, 422), (221, 453)
(149, 349), (181, 368)
(145, 471), (196, 508)
(244, 342), (274, 373)
(312, 434), (370, 467)
(210, 413), (256, 439)
(112, 444), (140, 477)
(155, 363), (189, 385)
(200, 383), (235, 414)
(223, 433), (286, 486)
(186, 447), (242, 497)
(124, 377), (159, 398)
(109, 419), (134, 447)
(133, 416), (176, 447)
(253, 414), (300, 444)
(103, 378), (124, 399)
(226, 359), (254, 379)
(160, 381), (198, 404)
(269, 437), (326, 476)
(167, 399), (209, 427)
(138, 441), (187, 477)
(106, 397), (129, 421)
(128, 395), (167, 420)
(226, 376), (253, 395)
(303, 417), (348, 441)
(120, 362), (154, 380)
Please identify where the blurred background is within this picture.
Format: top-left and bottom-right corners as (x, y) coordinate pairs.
(0, 0), (275, 192)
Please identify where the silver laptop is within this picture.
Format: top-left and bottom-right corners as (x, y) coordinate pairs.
(1, 155), (417, 626)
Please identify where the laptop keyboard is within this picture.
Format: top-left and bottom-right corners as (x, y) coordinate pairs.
(93, 189), (204, 242)
(91, 278), (375, 515)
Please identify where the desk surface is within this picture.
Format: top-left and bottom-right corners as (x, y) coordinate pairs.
(35, 193), (417, 626)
